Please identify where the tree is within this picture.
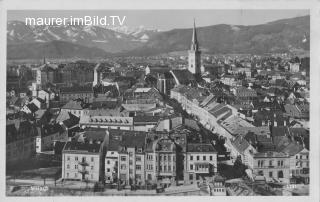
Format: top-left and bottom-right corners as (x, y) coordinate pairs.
(233, 156), (247, 178)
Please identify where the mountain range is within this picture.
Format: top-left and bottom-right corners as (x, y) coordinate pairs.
(7, 15), (309, 59)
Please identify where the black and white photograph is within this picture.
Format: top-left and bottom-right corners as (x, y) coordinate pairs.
(1, 0), (319, 201)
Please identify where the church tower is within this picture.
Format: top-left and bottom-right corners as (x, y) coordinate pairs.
(188, 19), (201, 74)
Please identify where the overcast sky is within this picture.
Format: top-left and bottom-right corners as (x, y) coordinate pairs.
(8, 10), (309, 30)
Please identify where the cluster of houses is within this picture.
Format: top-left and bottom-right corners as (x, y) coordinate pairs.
(6, 20), (309, 193)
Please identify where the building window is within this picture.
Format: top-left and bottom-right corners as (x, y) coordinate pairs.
(203, 156), (206, 161)
(129, 152), (133, 157)
(197, 156), (200, 161)
(269, 160), (273, 166)
(168, 156), (171, 161)
(300, 155), (302, 159)
(75, 165), (78, 169)
(269, 172), (273, 177)
(190, 164), (193, 170)
(168, 165), (171, 171)
(67, 164), (70, 169)
(136, 174), (141, 180)
(75, 156), (78, 161)
(210, 156), (213, 161)
(258, 170), (263, 176)
(136, 165), (141, 170)
(136, 156), (141, 161)
(306, 155), (309, 159)
(91, 157), (94, 162)
(66, 173), (69, 178)
(107, 160), (110, 164)
(91, 166), (94, 170)
(164, 166), (167, 171)
(164, 156), (167, 161)
(121, 156), (126, 161)
(129, 160), (133, 165)
(107, 168), (110, 172)
(121, 164), (126, 170)
(67, 156), (70, 161)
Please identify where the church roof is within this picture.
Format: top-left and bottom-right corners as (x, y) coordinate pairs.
(190, 19), (199, 51)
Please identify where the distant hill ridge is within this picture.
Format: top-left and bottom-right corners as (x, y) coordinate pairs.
(7, 15), (309, 59)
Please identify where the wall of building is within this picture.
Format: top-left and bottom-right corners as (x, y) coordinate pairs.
(62, 153), (100, 182)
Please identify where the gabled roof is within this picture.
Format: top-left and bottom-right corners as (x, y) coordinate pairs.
(63, 141), (102, 153)
(26, 103), (39, 113)
(280, 141), (305, 156)
(231, 135), (251, 154)
(107, 129), (147, 151)
(187, 143), (217, 153)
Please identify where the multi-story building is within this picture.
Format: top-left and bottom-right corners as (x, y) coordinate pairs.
(59, 86), (94, 103)
(79, 115), (133, 130)
(145, 134), (178, 187)
(105, 150), (119, 183)
(35, 124), (68, 153)
(6, 119), (37, 165)
(252, 151), (290, 183)
(60, 61), (95, 86)
(108, 130), (147, 186)
(281, 142), (309, 184)
(61, 128), (108, 182)
(184, 143), (218, 185)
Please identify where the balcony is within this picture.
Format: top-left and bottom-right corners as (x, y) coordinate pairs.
(78, 160), (89, 166)
(194, 162), (211, 174)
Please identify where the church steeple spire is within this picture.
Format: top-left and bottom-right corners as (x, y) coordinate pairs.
(188, 18), (201, 75)
(191, 18), (199, 51)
